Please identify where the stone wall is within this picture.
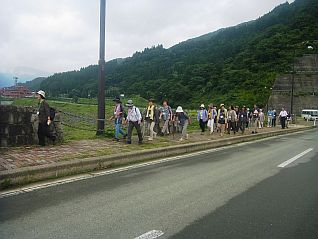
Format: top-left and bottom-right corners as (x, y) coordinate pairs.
(0, 105), (63, 147)
(268, 54), (318, 114)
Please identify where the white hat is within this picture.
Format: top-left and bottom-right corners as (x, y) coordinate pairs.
(126, 99), (134, 107)
(37, 90), (45, 98)
(200, 104), (205, 108)
(176, 106), (183, 113)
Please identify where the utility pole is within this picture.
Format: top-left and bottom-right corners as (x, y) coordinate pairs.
(96, 0), (106, 135)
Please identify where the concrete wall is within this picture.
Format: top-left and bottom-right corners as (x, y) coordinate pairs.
(268, 54), (318, 114)
(0, 105), (63, 147)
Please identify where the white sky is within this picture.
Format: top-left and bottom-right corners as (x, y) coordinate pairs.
(0, 0), (291, 75)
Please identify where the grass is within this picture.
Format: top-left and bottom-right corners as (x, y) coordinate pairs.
(11, 96), (203, 142)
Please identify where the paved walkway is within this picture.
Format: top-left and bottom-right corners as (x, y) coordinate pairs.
(0, 125), (308, 172)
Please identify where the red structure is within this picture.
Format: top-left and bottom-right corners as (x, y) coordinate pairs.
(0, 86), (33, 98)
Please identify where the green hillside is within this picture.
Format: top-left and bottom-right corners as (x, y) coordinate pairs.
(21, 77), (46, 91)
(40, 0), (318, 108)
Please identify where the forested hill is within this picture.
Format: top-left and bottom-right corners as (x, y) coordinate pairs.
(40, 0), (318, 108)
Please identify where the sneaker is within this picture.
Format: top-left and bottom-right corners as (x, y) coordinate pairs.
(179, 138), (183, 142)
(148, 138), (153, 141)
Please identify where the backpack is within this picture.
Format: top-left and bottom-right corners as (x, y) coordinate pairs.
(120, 104), (127, 119)
(50, 107), (56, 120)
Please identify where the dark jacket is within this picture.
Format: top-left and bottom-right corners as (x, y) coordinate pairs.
(239, 111), (248, 122)
(176, 112), (189, 126)
(38, 100), (50, 124)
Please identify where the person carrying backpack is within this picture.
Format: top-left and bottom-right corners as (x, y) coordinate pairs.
(175, 106), (189, 141)
(272, 109), (277, 127)
(238, 106), (248, 134)
(228, 105), (237, 135)
(207, 104), (217, 134)
(159, 100), (173, 135)
(109, 97), (127, 142)
(217, 103), (228, 137)
(36, 90), (55, 146)
(197, 104), (208, 134)
(144, 98), (158, 141)
(251, 104), (259, 133)
(125, 100), (143, 144)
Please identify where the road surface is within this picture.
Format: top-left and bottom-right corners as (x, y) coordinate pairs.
(1, 129), (318, 239)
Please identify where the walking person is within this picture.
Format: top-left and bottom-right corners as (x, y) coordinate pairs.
(234, 106), (240, 133)
(207, 104), (217, 134)
(144, 99), (158, 141)
(279, 107), (288, 129)
(259, 109), (265, 129)
(109, 97), (127, 142)
(238, 106), (248, 134)
(213, 106), (218, 132)
(125, 100), (143, 144)
(251, 104), (259, 133)
(175, 106), (189, 141)
(217, 104), (227, 136)
(272, 109), (277, 127)
(286, 111), (291, 128)
(267, 109), (273, 127)
(228, 105), (237, 135)
(159, 100), (173, 135)
(197, 104), (208, 134)
(36, 90), (54, 146)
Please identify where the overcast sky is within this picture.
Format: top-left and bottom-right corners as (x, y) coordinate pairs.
(0, 0), (292, 76)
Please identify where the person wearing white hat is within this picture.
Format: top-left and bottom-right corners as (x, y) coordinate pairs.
(125, 99), (143, 144)
(217, 104), (227, 136)
(197, 104), (208, 134)
(36, 90), (51, 146)
(207, 104), (217, 134)
(175, 106), (189, 141)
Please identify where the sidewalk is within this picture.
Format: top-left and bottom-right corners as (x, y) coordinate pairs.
(0, 125), (310, 172)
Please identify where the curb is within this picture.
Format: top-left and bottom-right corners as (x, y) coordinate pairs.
(0, 126), (316, 189)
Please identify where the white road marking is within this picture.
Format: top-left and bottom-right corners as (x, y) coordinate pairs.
(277, 148), (313, 168)
(134, 230), (164, 239)
(0, 130), (310, 199)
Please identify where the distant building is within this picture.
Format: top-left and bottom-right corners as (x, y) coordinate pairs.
(0, 85), (33, 98)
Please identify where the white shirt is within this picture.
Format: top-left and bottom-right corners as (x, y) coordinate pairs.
(127, 106), (142, 122)
(279, 110), (288, 117)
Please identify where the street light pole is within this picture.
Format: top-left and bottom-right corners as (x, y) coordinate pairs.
(96, 0), (106, 135)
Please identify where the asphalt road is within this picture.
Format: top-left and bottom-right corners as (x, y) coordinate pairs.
(1, 129), (318, 239)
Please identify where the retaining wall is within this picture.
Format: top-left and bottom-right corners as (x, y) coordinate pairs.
(0, 105), (63, 147)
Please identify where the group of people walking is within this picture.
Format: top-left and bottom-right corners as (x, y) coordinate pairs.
(196, 103), (292, 136)
(110, 97), (292, 145)
(34, 90), (292, 146)
(110, 97), (190, 144)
